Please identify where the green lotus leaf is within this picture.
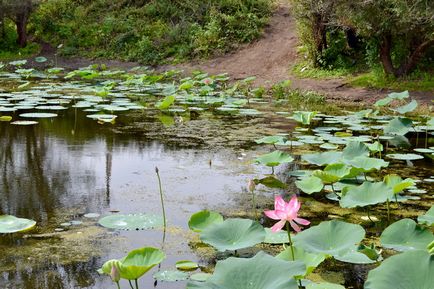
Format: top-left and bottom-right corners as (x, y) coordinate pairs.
(383, 174), (415, 194)
(313, 164), (351, 184)
(156, 95), (175, 110)
(306, 282), (345, 289)
(383, 117), (413, 135)
(187, 251), (305, 289)
(293, 220), (365, 256)
(276, 246), (326, 275)
(190, 273), (212, 282)
(98, 213), (163, 230)
(0, 116), (12, 122)
(254, 176), (288, 189)
(176, 260), (199, 270)
(188, 210), (224, 233)
(340, 181), (394, 208)
(388, 90), (409, 100)
(375, 97), (393, 107)
(255, 150), (294, 167)
(302, 151), (343, 166)
(200, 218), (265, 251)
(366, 141), (383, 153)
(364, 250), (434, 289)
(19, 112), (58, 118)
(342, 141), (370, 159)
(0, 215), (37, 233)
(255, 135), (285, 144)
(319, 143), (339, 150)
(345, 156), (389, 172)
(119, 247), (166, 280)
(334, 248), (376, 264)
(380, 219), (434, 251)
(393, 99), (418, 114)
(35, 56), (48, 63)
(263, 228), (290, 244)
(153, 270), (189, 282)
(292, 111), (318, 125)
(296, 176), (324, 194)
(100, 259), (122, 275)
(386, 153), (424, 160)
(418, 206), (434, 226)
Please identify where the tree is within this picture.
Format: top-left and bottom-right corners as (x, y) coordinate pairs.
(338, 0), (434, 77)
(1, 0), (39, 47)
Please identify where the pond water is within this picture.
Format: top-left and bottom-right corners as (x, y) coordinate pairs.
(0, 67), (432, 289)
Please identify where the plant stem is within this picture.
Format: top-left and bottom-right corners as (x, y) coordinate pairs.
(286, 222), (302, 289)
(155, 167), (167, 229)
(116, 282), (121, 289)
(251, 190), (258, 221)
(128, 280), (135, 289)
(135, 279), (139, 289)
(285, 222), (295, 261)
(386, 198), (391, 224)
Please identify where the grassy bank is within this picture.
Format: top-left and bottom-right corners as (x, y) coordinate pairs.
(31, 0), (273, 65)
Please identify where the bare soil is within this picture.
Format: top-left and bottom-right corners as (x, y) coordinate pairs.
(31, 2), (433, 105)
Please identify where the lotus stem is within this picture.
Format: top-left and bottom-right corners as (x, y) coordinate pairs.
(386, 199), (391, 224)
(251, 190), (258, 221)
(116, 282), (120, 289)
(135, 279), (139, 289)
(331, 183), (339, 198)
(363, 173), (368, 181)
(128, 280), (135, 289)
(155, 167), (167, 230)
(285, 222), (295, 261)
(366, 208), (374, 223)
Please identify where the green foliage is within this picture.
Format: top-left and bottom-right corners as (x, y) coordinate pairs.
(32, 0), (272, 64)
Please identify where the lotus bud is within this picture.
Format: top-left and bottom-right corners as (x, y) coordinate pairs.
(248, 179), (256, 192)
(110, 264), (120, 282)
(155, 166), (159, 174)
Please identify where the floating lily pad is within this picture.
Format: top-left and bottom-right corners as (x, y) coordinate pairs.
(190, 273), (212, 282)
(386, 153), (424, 160)
(176, 260), (199, 271)
(200, 218), (265, 251)
(11, 120), (38, 125)
(380, 218), (434, 251)
(153, 270), (189, 282)
(19, 112), (58, 118)
(83, 213), (100, 218)
(0, 116), (12, 121)
(302, 151), (343, 166)
(98, 213), (163, 230)
(306, 282), (345, 289)
(0, 215), (36, 233)
(254, 176), (288, 189)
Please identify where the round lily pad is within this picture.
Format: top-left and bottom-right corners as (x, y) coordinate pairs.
(153, 270), (189, 282)
(11, 120), (38, 125)
(98, 213), (163, 230)
(176, 260), (199, 271)
(19, 112), (57, 118)
(386, 153), (424, 160)
(190, 273), (212, 282)
(0, 215), (36, 233)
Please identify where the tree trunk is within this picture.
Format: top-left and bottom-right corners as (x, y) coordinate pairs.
(345, 27), (359, 49)
(312, 13), (327, 66)
(380, 33), (434, 77)
(15, 13), (28, 48)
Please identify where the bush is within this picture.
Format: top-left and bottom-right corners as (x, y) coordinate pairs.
(31, 0), (273, 64)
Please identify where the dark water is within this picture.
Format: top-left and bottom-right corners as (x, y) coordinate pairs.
(0, 108), (269, 289)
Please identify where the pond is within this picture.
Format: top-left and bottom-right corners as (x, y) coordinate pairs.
(0, 64), (433, 289)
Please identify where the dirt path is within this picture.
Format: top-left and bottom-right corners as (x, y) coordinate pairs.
(167, 2), (432, 105)
(31, 2), (432, 105)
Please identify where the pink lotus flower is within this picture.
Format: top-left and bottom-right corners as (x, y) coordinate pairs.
(264, 195), (310, 232)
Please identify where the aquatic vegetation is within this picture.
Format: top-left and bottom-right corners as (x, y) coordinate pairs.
(98, 213), (163, 230)
(418, 206), (434, 226)
(0, 215), (36, 233)
(199, 218), (265, 252)
(100, 247), (165, 288)
(380, 219), (434, 251)
(188, 210), (224, 233)
(186, 252), (305, 289)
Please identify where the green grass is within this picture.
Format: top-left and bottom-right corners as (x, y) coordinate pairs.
(350, 70), (434, 92)
(31, 0), (273, 65)
(0, 43), (40, 61)
(292, 60), (362, 79)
